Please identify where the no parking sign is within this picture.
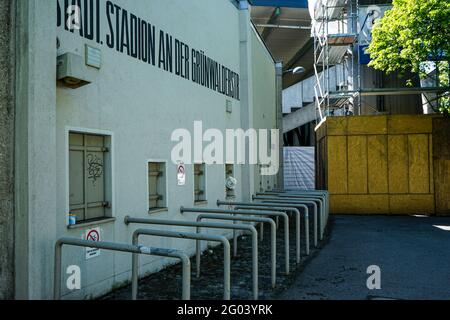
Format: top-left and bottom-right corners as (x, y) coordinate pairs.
(177, 163), (186, 186)
(85, 228), (101, 260)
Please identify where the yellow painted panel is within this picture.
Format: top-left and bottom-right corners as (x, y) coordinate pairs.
(331, 195), (389, 214)
(347, 116), (387, 135)
(327, 117), (347, 135)
(408, 134), (430, 194)
(315, 120), (327, 141)
(368, 135), (388, 194)
(429, 134), (434, 194)
(388, 135), (409, 193)
(327, 136), (347, 194)
(389, 194), (435, 215)
(347, 136), (367, 194)
(388, 115), (433, 134)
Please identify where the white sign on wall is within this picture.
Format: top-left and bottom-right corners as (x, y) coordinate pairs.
(177, 163), (186, 186)
(85, 227), (101, 260)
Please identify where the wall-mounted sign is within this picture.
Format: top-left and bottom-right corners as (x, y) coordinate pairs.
(177, 163), (186, 186)
(85, 227), (101, 260)
(56, 0), (240, 100)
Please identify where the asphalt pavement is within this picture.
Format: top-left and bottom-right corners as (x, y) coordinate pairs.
(279, 215), (450, 300)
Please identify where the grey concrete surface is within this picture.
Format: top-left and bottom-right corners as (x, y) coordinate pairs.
(279, 215), (450, 300)
(0, 0), (14, 299)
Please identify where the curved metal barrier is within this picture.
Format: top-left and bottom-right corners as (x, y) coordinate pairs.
(54, 237), (191, 300)
(125, 216), (258, 300)
(217, 200), (307, 259)
(259, 190), (329, 237)
(197, 213), (277, 288)
(253, 196), (321, 244)
(181, 207), (290, 275)
(131, 228), (231, 300)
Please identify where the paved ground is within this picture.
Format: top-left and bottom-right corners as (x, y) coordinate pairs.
(278, 215), (450, 300)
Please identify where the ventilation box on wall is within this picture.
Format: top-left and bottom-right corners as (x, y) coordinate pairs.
(57, 52), (92, 89)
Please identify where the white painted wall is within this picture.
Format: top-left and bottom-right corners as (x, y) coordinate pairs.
(15, 0), (277, 299)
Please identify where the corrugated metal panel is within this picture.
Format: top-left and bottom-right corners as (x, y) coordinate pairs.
(284, 147), (315, 190)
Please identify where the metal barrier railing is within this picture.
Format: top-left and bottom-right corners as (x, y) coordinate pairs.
(180, 207), (290, 275)
(249, 200), (317, 248)
(268, 190), (330, 230)
(259, 190), (329, 219)
(196, 214), (277, 289)
(217, 200), (307, 260)
(131, 228), (231, 300)
(263, 190), (330, 234)
(273, 193), (328, 237)
(256, 192), (328, 239)
(54, 237), (191, 300)
(258, 193), (326, 240)
(125, 216), (258, 300)
(253, 196), (322, 242)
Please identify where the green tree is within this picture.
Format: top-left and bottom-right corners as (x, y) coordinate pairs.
(367, 0), (450, 114)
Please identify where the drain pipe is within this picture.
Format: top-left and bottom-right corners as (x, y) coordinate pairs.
(131, 228), (231, 300)
(125, 216), (257, 299)
(197, 214), (276, 289)
(54, 238), (191, 300)
(181, 207), (290, 275)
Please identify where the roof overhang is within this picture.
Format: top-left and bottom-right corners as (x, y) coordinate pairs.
(249, 0), (309, 9)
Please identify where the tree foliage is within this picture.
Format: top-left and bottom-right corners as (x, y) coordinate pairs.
(367, 0), (450, 114)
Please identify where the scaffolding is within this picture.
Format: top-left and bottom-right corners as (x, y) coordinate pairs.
(312, 0), (449, 120)
(313, 0), (357, 121)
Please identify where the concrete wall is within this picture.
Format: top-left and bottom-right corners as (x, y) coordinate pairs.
(316, 115), (444, 215)
(11, 0), (277, 299)
(14, 0), (57, 299)
(251, 27), (277, 192)
(0, 0), (14, 299)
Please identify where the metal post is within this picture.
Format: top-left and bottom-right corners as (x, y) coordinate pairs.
(181, 207), (290, 275)
(234, 204), (305, 260)
(125, 216), (256, 300)
(274, 190), (330, 228)
(217, 200), (310, 256)
(254, 196), (321, 244)
(131, 228), (231, 300)
(54, 237), (190, 300)
(197, 214), (277, 289)
(258, 191), (327, 238)
(276, 192), (329, 234)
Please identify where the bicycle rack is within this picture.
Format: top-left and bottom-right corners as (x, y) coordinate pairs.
(54, 237), (191, 300)
(217, 200), (306, 260)
(180, 207), (290, 275)
(258, 190), (329, 218)
(261, 190), (330, 236)
(130, 228), (231, 300)
(196, 213), (277, 288)
(125, 216), (258, 300)
(256, 192), (328, 239)
(253, 196), (323, 242)
(262, 190), (330, 230)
